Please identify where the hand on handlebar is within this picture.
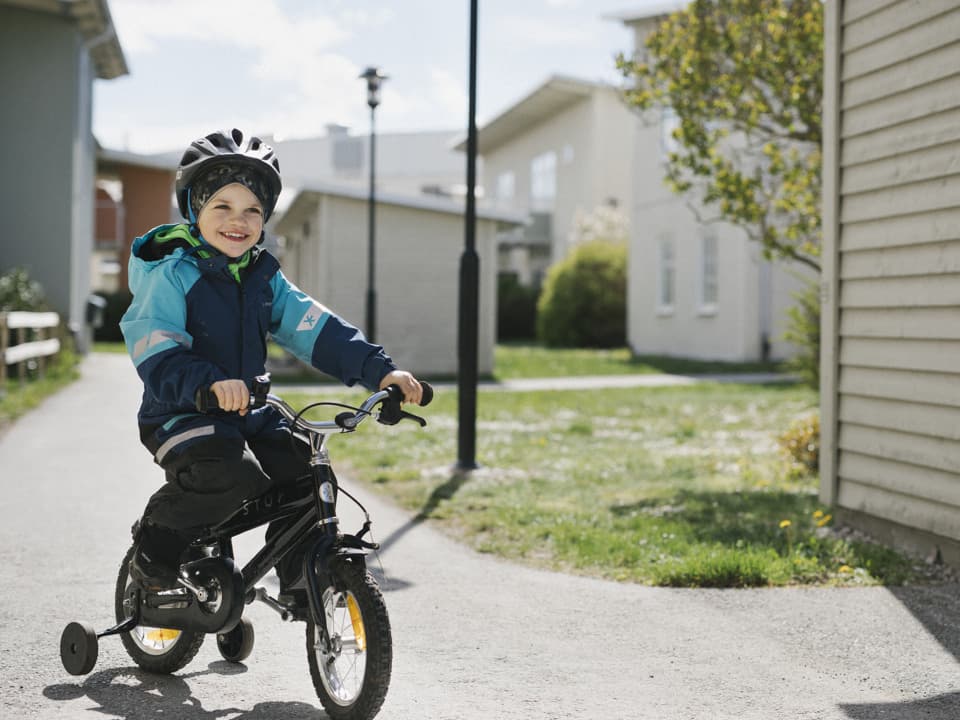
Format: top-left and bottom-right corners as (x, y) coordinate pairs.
(209, 379), (250, 416)
(379, 370), (424, 405)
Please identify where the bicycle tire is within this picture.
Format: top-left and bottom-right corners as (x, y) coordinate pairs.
(115, 545), (205, 674)
(306, 557), (392, 720)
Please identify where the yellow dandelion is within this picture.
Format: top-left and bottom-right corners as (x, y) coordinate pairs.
(839, 565), (852, 573)
(813, 510), (824, 519)
(816, 514), (832, 527)
(779, 519), (792, 529)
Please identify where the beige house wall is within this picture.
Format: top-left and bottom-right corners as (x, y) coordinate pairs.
(483, 86), (635, 263)
(821, 0), (960, 560)
(278, 191), (505, 378)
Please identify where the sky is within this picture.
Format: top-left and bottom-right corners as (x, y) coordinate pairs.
(93, 0), (667, 155)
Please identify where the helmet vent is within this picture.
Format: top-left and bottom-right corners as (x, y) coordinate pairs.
(250, 138), (261, 150)
(231, 128), (244, 145)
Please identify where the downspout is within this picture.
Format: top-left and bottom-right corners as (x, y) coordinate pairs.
(819, 0), (843, 507)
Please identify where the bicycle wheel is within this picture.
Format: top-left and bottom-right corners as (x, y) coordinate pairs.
(306, 557), (392, 720)
(115, 545), (205, 673)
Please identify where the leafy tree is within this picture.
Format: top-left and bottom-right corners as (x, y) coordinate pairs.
(617, 0), (823, 273)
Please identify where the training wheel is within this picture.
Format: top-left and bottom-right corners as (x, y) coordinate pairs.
(217, 616), (255, 663)
(60, 622), (99, 676)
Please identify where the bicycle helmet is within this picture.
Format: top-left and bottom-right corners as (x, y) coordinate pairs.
(175, 128), (282, 222)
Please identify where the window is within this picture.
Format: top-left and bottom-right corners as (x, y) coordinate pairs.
(658, 234), (675, 313)
(699, 230), (718, 313)
(660, 107), (681, 162)
(496, 171), (515, 203)
(530, 151), (557, 210)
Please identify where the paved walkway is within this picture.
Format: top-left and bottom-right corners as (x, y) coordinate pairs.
(3, 354), (960, 720)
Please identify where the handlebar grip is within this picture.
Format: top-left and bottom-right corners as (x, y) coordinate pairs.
(420, 381), (434, 407)
(195, 386), (220, 413)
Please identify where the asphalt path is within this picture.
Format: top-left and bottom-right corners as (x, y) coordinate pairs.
(3, 354), (960, 719)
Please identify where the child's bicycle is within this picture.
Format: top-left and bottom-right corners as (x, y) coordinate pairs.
(59, 374), (433, 720)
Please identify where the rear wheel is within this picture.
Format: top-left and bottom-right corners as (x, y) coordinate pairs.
(115, 545), (205, 673)
(306, 558), (392, 720)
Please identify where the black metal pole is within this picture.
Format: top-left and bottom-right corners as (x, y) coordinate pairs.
(366, 105), (377, 343)
(457, 0), (479, 470)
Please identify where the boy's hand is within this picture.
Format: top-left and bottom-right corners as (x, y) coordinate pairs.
(380, 370), (423, 405)
(210, 379), (250, 416)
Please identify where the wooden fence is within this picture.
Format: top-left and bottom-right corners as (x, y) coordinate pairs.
(0, 311), (61, 384)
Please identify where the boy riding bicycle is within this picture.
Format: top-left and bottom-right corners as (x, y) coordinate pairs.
(120, 128), (423, 591)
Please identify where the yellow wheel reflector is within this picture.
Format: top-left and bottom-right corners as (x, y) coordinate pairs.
(346, 595), (366, 652)
(145, 628), (180, 643)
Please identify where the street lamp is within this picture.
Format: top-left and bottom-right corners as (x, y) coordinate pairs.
(360, 66), (387, 343)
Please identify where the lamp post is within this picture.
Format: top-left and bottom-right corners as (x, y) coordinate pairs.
(360, 66), (387, 343)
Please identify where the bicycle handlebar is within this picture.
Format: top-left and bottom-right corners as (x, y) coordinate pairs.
(195, 374), (433, 435)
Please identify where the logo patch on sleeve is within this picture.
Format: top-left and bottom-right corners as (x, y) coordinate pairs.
(296, 302), (328, 332)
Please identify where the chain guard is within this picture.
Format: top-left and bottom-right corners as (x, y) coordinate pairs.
(137, 557), (245, 634)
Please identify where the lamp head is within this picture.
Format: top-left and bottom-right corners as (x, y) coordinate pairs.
(359, 66), (388, 108)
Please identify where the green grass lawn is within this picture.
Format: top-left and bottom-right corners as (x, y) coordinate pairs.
(494, 343), (785, 379)
(0, 349), (80, 431)
(285, 380), (922, 588)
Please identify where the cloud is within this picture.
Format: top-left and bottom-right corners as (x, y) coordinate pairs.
(110, 0), (351, 68)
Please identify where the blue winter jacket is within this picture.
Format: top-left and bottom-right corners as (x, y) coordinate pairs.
(120, 224), (396, 453)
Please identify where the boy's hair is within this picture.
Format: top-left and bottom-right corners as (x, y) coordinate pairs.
(176, 128), (282, 222)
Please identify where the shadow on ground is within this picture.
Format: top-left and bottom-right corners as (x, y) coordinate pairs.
(44, 664), (322, 719)
(375, 467), (472, 554)
(839, 584), (960, 718)
(841, 691), (960, 720)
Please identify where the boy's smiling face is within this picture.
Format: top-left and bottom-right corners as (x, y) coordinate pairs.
(197, 183), (264, 258)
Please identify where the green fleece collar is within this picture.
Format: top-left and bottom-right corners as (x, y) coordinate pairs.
(154, 224), (252, 283)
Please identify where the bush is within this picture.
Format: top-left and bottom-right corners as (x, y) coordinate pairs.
(536, 240), (626, 348)
(497, 274), (539, 341)
(93, 290), (133, 342)
(778, 413), (819, 474)
(0, 267), (47, 311)
(783, 279), (820, 390)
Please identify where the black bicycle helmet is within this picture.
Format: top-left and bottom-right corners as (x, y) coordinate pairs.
(175, 128), (282, 222)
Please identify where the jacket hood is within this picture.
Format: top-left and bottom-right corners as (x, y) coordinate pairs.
(129, 223), (258, 289)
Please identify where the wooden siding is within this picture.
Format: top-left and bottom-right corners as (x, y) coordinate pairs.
(824, 0), (960, 541)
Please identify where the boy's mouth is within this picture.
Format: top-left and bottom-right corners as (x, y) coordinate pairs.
(221, 231), (247, 242)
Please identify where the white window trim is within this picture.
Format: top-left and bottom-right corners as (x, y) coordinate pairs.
(698, 230), (719, 316)
(530, 150), (557, 211)
(657, 233), (675, 316)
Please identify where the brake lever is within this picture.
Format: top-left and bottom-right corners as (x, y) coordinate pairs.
(399, 410), (427, 427)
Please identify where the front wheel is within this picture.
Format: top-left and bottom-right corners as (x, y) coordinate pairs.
(306, 558), (392, 720)
(115, 545), (205, 673)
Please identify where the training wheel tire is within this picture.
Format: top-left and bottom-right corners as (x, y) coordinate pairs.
(60, 622), (99, 676)
(217, 617), (255, 663)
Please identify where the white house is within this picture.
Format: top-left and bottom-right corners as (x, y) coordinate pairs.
(267, 126), (473, 201)
(821, 0), (960, 563)
(614, 5), (813, 362)
(273, 183), (525, 378)
(457, 74), (637, 285)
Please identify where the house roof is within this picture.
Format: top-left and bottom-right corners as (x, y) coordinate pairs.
(453, 75), (606, 155)
(97, 147), (177, 173)
(603, 1), (686, 24)
(2, 0), (128, 79)
(274, 182), (527, 237)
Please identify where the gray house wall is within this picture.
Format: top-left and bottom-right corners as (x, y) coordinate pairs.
(821, 0), (960, 562)
(0, 6), (98, 338)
